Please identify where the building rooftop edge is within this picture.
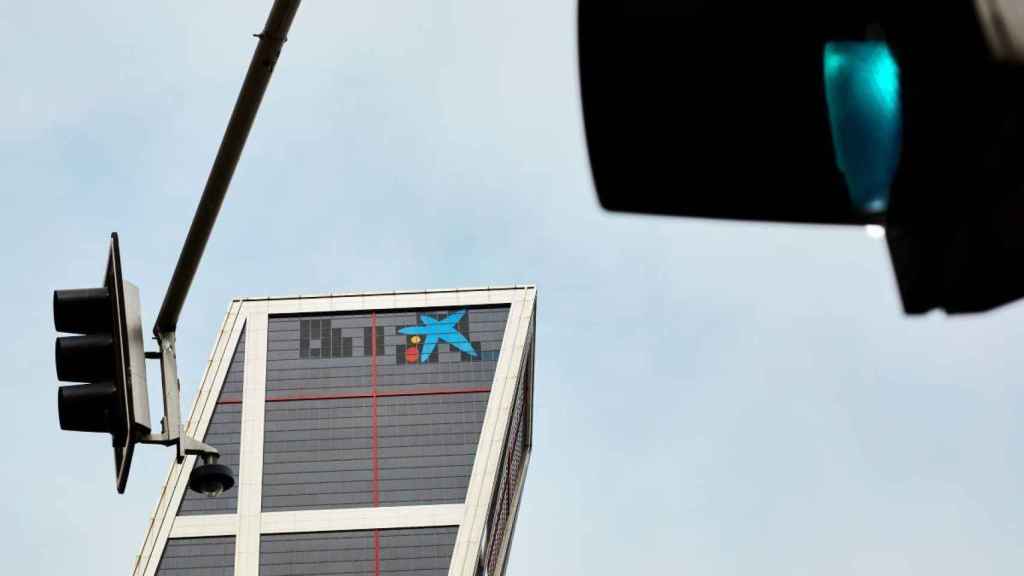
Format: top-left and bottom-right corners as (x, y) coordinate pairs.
(231, 284), (537, 303)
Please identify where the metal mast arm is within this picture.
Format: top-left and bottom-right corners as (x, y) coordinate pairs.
(154, 0), (301, 336)
(143, 0), (301, 461)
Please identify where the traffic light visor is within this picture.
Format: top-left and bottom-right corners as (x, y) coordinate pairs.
(54, 288), (111, 334)
(55, 334), (114, 382)
(58, 382), (118, 434)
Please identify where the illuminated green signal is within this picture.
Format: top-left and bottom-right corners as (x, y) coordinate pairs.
(824, 42), (902, 214)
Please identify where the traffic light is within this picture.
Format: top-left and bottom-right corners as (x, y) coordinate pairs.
(54, 233), (150, 493)
(579, 3), (882, 224)
(579, 2), (1024, 314)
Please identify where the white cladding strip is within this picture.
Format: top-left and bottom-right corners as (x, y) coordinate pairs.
(261, 504), (466, 534)
(449, 287), (536, 576)
(493, 301), (540, 573)
(235, 303), (268, 576)
(170, 514), (238, 538)
(493, 311), (536, 575)
(490, 301), (536, 576)
(239, 285), (531, 302)
(262, 286), (531, 315)
(975, 0), (1024, 62)
(167, 504), (465, 539)
(133, 302), (246, 576)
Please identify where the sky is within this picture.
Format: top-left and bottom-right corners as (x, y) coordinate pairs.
(3, 2), (1024, 575)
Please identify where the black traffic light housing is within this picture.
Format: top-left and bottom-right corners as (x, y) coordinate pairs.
(579, 2), (1024, 314)
(879, 5), (1024, 314)
(53, 233), (236, 496)
(47, 0), (296, 497)
(54, 233), (151, 493)
(578, 2), (881, 225)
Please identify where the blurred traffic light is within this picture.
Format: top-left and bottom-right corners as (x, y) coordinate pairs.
(54, 233), (150, 493)
(580, 2), (1024, 314)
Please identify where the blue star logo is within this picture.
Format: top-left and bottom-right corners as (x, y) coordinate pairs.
(398, 310), (477, 363)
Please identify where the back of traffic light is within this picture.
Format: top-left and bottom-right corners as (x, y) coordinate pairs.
(50, 0), (300, 496)
(54, 234), (149, 493)
(54, 233), (234, 496)
(579, 2), (1024, 314)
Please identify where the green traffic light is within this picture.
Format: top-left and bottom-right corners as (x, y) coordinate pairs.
(824, 42), (902, 214)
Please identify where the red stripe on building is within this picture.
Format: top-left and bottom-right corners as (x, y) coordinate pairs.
(374, 529), (382, 576)
(217, 387), (492, 405)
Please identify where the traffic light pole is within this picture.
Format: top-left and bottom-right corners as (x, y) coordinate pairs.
(153, 0), (301, 336)
(140, 0), (301, 463)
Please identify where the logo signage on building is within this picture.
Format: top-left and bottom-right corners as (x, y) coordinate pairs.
(399, 310), (477, 363)
(298, 308), (500, 364)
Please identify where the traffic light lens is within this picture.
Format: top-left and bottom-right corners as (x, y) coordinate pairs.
(55, 334), (114, 382)
(824, 41), (902, 214)
(53, 288), (111, 334)
(58, 382), (117, 433)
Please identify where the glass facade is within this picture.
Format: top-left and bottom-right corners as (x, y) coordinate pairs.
(260, 527), (457, 576)
(261, 307), (509, 512)
(155, 536), (235, 576)
(143, 292), (533, 576)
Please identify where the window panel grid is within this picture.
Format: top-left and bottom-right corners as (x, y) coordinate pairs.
(261, 307), (507, 513)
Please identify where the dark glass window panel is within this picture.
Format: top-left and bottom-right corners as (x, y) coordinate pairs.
(259, 527), (456, 576)
(155, 536), (235, 576)
(262, 398), (374, 511)
(300, 319), (310, 359)
(322, 319), (331, 355)
(179, 330), (245, 516)
(376, 392), (489, 506)
(332, 328), (342, 357)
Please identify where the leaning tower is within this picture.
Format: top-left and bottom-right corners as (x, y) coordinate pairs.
(132, 286), (536, 576)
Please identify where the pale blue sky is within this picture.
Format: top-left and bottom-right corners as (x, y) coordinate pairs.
(3, 2), (1024, 574)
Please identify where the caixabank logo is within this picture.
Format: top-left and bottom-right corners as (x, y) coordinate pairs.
(297, 308), (501, 364)
(396, 309), (501, 365)
(398, 310), (477, 363)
